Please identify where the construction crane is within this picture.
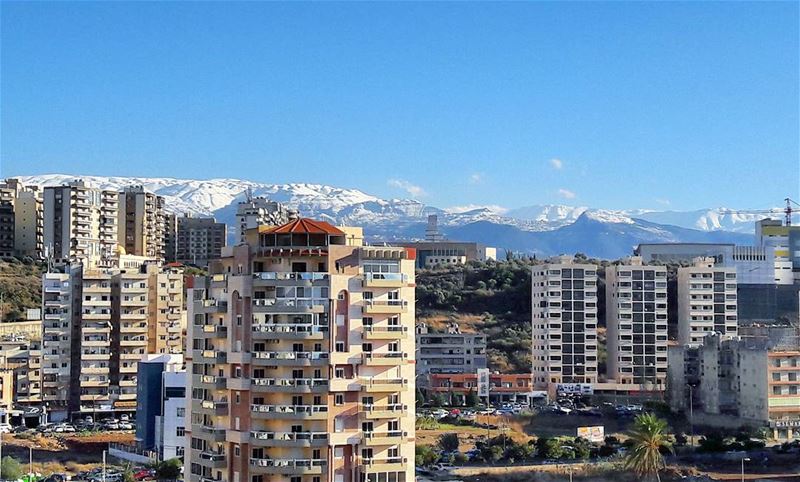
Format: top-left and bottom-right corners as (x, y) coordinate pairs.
(716, 197), (800, 226)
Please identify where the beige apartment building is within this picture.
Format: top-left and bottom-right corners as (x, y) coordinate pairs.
(118, 186), (166, 261)
(43, 181), (119, 266)
(531, 256), (599, 393)
(41, 260), (185, 420)
(677, 257), (738, 346)
(185, 218), (416, 482)
(605, 258), (669, 390)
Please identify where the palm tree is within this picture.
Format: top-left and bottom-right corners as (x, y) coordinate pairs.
(623, 413), (673, 481)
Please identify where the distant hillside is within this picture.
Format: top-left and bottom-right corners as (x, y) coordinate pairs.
(0, 259), (44, 322)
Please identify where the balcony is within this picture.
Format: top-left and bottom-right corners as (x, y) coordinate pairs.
(250, 404), (328, 420)
(362, 352), (408, 366)
(199, 324), (227, 337)
(251, 378), (328, 393)
(198, 299), (228, 314)
(198, 451), (226, 469)
(363, 430), (407, 446)
(250, 431), (328, 447)
(250, 458), (326, 476)
(253, 272), (329, 286)
(361, 378), (408, 393)
(194, 350), (227, 364)
(362, 273), (408, 288)
(194, 374), (226, 390)
(252, 351), (329, 366)
(360, 457), (408, 472)
(199, 399), (228, 416)
(361, 403), (407, 419)
(253, 298), (327, 314)
(362, 300), (408, 314)
(363, 326), (408, 340)
(196, 425), (227, 442)
(252, 323), (328, 340)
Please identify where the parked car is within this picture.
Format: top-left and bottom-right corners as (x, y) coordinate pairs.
(0, 423), (12, 433)
(118, 422), (134, 430)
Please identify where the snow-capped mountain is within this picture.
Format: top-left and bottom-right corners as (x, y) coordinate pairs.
(17, 173), (772, 258)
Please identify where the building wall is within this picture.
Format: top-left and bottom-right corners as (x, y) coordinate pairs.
(185, 220), (416, 482)
(532, 257), (599, 392)
(677, 258), (738, 346)
(14, 189), (43, 258)
(605, 259), (668, 389)
(416, 330), (487, 378)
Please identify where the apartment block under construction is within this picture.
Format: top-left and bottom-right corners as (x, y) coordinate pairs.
(185, 218), (416, 482)
(41, 260), (185, 420)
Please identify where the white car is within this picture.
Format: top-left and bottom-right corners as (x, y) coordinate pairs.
(0, 423), (12, 433)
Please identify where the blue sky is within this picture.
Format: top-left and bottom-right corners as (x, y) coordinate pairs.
(1, 2), (797, 212)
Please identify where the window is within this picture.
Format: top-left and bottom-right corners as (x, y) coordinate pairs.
(176, 407), (185, 417)
(176, 426), (185, 437)
(335, 394), (344, 405)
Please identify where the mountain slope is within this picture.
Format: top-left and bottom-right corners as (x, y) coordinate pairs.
(17, 173), (761, 258)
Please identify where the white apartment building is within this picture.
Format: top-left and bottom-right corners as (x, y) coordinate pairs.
(677, 257), (738, 346)
(531, 256), (599, 392)
(43, 180), (119, 266)
(41, 272), (73, 420)
(605, 257), (669, 389)
(234, 195), (296, 243)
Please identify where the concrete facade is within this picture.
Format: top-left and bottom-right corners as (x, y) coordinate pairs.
(531, 256), (599, 392)
(416, 323), (487, 381)
(677, 257), (738, 346)
(605, 257), (668, 389)
(185, 218), (416, 482)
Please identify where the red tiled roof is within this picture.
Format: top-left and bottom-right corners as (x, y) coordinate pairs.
(259, 218), (345, 236)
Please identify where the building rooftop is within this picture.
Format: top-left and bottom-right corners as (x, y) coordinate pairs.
(259, 218), (344, 236)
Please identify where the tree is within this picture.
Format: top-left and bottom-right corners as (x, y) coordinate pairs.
(156, 458), (182, 480)
(465, 389), (479, 407)
(438, 433), (460, 453)
(122, 462), (135, 482)
(415, 445), (438, 467)
(415, 387), (425, 408)
(623, 413), (673, 482)
(0, 456), (22, 480)
(430, 392), (445, 407)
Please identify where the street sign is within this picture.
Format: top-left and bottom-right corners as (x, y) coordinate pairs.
(477, 368), (490, 398)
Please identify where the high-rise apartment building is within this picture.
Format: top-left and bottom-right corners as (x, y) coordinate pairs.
(531, 256), (599, 392)
(172, 214), (227, 266)
(677, 257), (738, 346)
(41, 260), (185, 420)
(605, 257), (668, 389)
(43, 180), (119, 266)
(0, 180), (22, 257)
(185, 218), (416, 482)
(14, 188), (44, 258)
(164, 213), (178, 264)
(118, 186), (166, 261)
(757, 219), (800, 285)
(41, 271), (74, 414)
(235, 195), (296, 243)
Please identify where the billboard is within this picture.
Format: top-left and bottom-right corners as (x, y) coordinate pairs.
(477, 368), (490, 398)
(556, 383), (593, 395)
(577, 425), (604, 443)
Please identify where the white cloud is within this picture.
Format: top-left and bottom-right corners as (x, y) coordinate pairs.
(549, 158), (563, 170)
(446, 204), (509, 214)
(558, 188), (576, 199)
(655, 198), (671, 206)
(387, 178), (426, 198)
(468, 173), (483, 184)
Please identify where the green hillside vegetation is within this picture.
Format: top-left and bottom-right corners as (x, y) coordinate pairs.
(0, 258), (45, 322)
(415, 255), (683, 373)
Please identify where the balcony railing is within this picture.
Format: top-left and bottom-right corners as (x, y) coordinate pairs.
(252, 323), (329, 335)
(250, 458), (327, 469)
(253, 351), (329, 361)
(250, 404), (328, 416)
(254, 272), (329, 281)
(253, 298), (328, 309)
(250, 431), (328, 442)
(252, 378), (328, 389)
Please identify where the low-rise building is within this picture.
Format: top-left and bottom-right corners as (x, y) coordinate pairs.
(428, 373), (532, 405)
(416, 322), (487, 383)
(110, 354), (185, 464)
